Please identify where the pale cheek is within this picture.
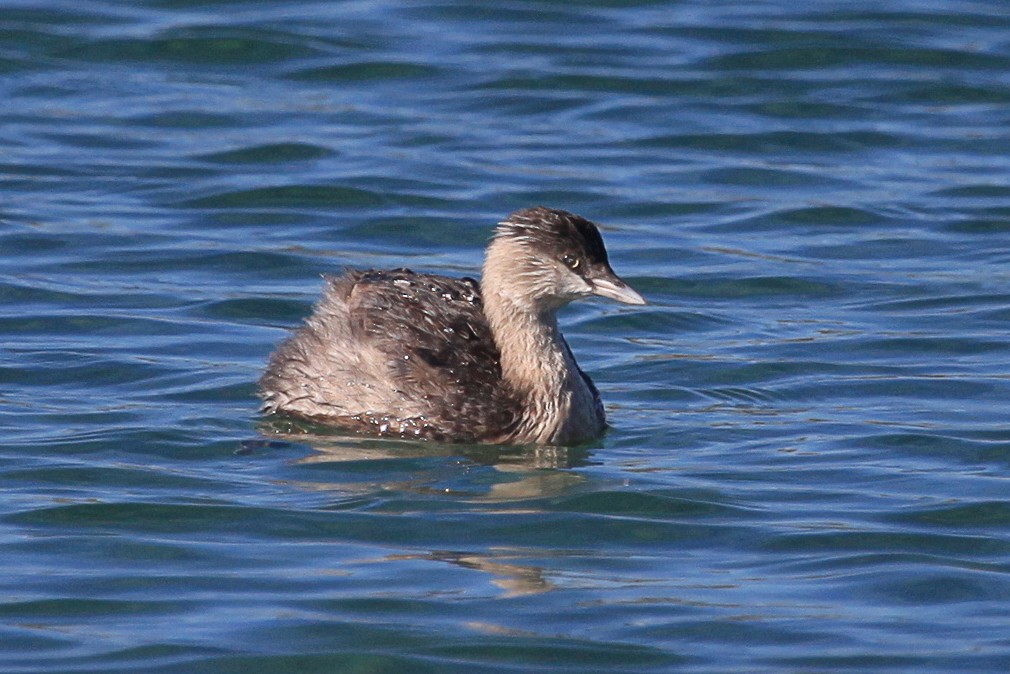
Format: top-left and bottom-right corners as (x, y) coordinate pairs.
(559, 273), (592, 297)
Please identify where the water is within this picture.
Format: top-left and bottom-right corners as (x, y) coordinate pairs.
(3, 0), (1010, 671)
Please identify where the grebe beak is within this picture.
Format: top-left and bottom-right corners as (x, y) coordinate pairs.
(591, 270), (646, 305)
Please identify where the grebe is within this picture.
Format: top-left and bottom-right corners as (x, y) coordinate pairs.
(258, 207), (645, 445)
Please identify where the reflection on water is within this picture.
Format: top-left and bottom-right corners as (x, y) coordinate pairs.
(391, 550), (554, 598)
(253, 422), (584, 600)
(255, 415), (593, 470)
(254, 417), (590, 504)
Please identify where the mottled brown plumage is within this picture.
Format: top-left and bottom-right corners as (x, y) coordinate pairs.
(258, 207), (645, 445)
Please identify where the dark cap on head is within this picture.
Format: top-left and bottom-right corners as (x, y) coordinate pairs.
(498, 206), (610, 266)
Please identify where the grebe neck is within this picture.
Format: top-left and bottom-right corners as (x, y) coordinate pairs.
(481, 239), (602, 444)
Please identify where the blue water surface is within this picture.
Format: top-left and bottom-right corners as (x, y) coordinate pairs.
(3, 1), (1010, 672)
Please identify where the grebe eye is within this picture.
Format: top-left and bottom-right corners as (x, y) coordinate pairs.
(561, 254), (580, 270)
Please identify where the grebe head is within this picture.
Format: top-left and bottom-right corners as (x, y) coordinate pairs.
(485, 206), (646, 311)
